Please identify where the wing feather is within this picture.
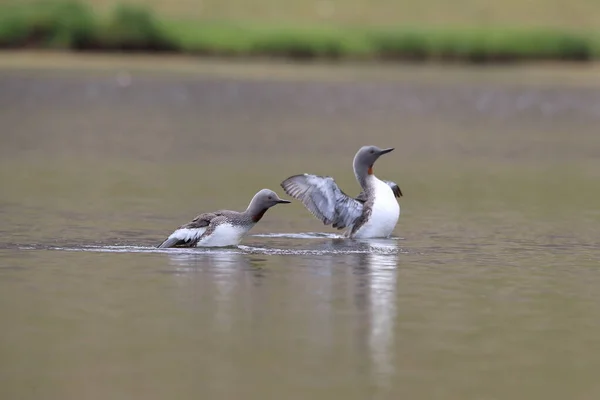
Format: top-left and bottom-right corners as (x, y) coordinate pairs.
(384, 180), (403, 198)
(355, 180), (403, 203)
(157, 212), (220, 248)
(281, 174), (363, 230)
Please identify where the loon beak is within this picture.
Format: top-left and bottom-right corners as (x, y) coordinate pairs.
(277, 199), (291, 204)
(379, 147), (394, 155)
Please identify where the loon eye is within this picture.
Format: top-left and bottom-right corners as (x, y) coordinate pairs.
(268, 196), (272, 200)
(370, 150), (375, 154)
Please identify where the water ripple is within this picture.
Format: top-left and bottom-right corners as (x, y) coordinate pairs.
(7, 239), (405, 256)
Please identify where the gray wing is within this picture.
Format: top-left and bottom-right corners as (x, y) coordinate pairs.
(355, 180), (403, 203)
(179, 212), (220, 229)
(157, 212), (219, 248)
(281, 174), (363, 230)
(385, 180), (403, 198)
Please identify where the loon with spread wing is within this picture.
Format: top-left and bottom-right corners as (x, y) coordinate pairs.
(281, 145), (402, 239)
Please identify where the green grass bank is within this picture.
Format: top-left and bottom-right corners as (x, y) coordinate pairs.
(1, 1), (599, 63)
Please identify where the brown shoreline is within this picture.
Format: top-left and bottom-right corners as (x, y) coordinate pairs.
(1, 51), (600, 87)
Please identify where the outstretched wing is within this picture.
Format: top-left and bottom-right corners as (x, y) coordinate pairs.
(157, 212), (219, 248)
(385, 180), (403, 198)
(281, 174), (363, 230)
(355, 180), (403, 203)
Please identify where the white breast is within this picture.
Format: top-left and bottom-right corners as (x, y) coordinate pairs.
(352, 178), (400, 239)
(196, 223), (252, 247)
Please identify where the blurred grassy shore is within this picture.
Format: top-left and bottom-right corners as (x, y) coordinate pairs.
(1, 1), (599, 63)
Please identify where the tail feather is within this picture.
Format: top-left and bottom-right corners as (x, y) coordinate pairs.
(157, 237), (181, 249)
(156, 227), (207, 248)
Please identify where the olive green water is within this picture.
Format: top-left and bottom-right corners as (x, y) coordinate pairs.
(0, 59), (599, 400)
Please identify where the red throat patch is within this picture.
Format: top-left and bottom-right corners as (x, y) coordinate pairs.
(367, 166), (373, 175)
(252, 209), (267, 222)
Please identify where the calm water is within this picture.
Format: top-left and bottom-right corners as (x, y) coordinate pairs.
(1, 60), (599, 400)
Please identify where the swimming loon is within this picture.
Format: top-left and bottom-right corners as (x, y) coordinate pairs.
(157, 189), (290, 248)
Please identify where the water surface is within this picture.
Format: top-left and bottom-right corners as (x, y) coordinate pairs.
(1, 59), (599, 400)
